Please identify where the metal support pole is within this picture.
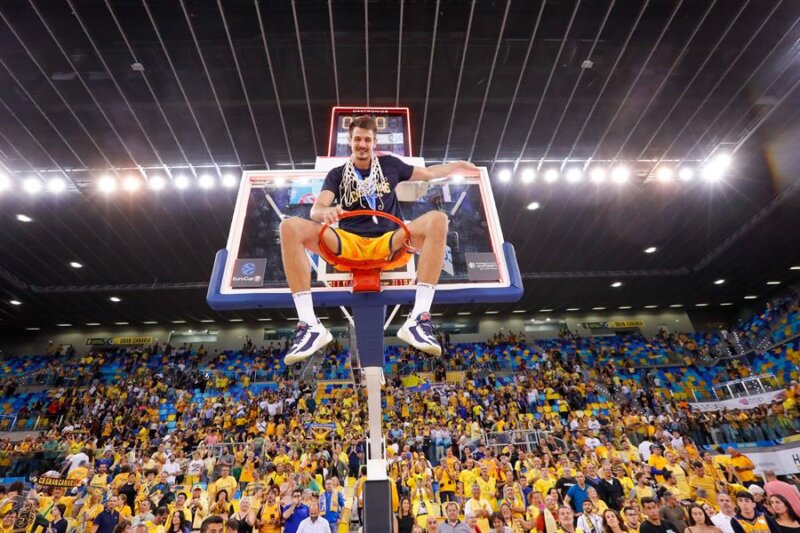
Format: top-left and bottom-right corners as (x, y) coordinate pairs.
(350, 305), (393, 532)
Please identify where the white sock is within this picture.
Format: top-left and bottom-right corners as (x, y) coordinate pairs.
(292, 291), (318, 325)
(409, 283), (436, 319)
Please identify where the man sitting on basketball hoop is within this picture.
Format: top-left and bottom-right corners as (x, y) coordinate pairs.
(280, 114), (477, 365)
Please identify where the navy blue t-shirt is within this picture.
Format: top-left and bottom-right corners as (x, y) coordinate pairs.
(321, 155), (415, 237)
(282, 503), (309, 533)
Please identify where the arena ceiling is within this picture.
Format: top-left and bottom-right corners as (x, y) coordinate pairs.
(1, 0), (800, 331)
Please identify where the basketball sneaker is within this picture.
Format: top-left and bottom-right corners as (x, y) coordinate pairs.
(397, 312), (442, 357)
(284, 321), (333, 365)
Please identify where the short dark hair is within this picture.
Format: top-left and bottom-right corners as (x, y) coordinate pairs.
(155, 506), (169, 517)
(348, 115), (377, 137)
(200, 515), (224, 533)
(225, 519), (239, 532)
(736, 491), (755, 502)
(641, 497), (657, 507)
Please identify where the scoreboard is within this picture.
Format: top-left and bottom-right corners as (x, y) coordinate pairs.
(327, 106), (412, 157)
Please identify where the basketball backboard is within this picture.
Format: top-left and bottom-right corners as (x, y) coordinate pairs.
(207, 163), (522, 310)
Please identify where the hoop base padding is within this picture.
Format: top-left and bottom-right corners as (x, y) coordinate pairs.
(352, 268), (382, 293)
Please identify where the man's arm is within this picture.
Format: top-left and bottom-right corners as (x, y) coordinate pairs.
(309, 190), (342, 225)
(410, 161), (479, 181)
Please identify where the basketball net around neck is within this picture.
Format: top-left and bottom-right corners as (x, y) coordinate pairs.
(341, 155), (387, 210)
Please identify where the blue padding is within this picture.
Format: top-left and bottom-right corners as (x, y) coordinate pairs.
(207, 243), (523, 310)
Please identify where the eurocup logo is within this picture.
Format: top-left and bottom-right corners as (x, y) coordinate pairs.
(468, 262), (476, 269)
(241, 263), (256, 276)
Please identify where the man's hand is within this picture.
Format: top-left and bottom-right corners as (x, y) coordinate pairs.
(318, 205), (344, 225)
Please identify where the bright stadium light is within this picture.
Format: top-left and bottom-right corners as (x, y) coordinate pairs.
(174, 175), (190, 190)
(9, 300), (21, 306)
(702, 153), (731, 182)
(611, 165), (629, 184)
(222, 173), (238, 188)
(0, 173), (10, 192)
(656, 166), (674, 181)
(565, 167), (583, 183)
(521, 168), (536, 184)
(590, 167), (607, 183)
(109, 296), (121, 302)
(714, 279), (725, 285)
(47, 177), (67, 193)
(274, 176), (286, 186)
(544, 168), (559, 183)
(679, 166), (694, 181)
(23, 177), (43, 194)
(644, 246), (657, 254)
(199, 174), (216, 189)
(526, 202), (540, 211)
(69, 261), (83, 269)
(16, 214), (33, 223)
(497, 168), (512, 183)
(148, 175), (166, 191)
(98, 175), (117, 193)
(611, 281), (622, 288)
(122, 176), (141, 192)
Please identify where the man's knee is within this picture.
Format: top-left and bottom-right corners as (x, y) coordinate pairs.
(425, 210), (449, 232)
(280, 216), (312, 240)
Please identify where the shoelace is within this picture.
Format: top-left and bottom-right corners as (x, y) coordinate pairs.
(291, 322), (309, 346)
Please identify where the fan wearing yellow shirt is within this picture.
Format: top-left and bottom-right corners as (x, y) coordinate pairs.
(256, 489), (281, 533)
(465, 483), (493, 533)
(688, 462), (718, 503)
(647, 447), (669, 485)
(475, 467), (498, 511)
(0, 510), (16, 533)
(210, 467), (238, 504)
(533, 468), (556, 496)
(728, 448), (756, 484)
(144, 507), (170, 533)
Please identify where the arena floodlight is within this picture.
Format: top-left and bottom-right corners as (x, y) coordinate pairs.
(109, 296), (121, 302)
(497, 168), (512, 183)
(174, 175), (190, 190)
(644, 246), (657, 254)
(148, 175), (166, 191)
(714, 279), (725, 285)
(451, 174), (465, 183)
(611, 281), (622, 288)
(656, 166), (674, 181)
(0, 173), (10, 192)
(611, 165), (629, 184)
(565, 167), (583, 183)
(590, 167), (607, 183)
(679, 167), (694, 181)
(9, 300), (21, 306)
(222, 174), (239, 188)
(23, 177), (43, 194)
(122, 176), (141, 192)
(702, 153), (731, 182)
(16, 214), (33, 223)
(521, 168), (536, 184)
(199, 174), (216, 189)
(544, 168), (559, 183)
(98, 175), (117, 193)
(47, 177), (67, 193)
(526, 202), (540, 211)
(69, 261), (83, 269)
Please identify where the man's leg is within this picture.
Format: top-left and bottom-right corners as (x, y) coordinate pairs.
(394, 211), (448, 356)
(279, 217), (339, 364)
